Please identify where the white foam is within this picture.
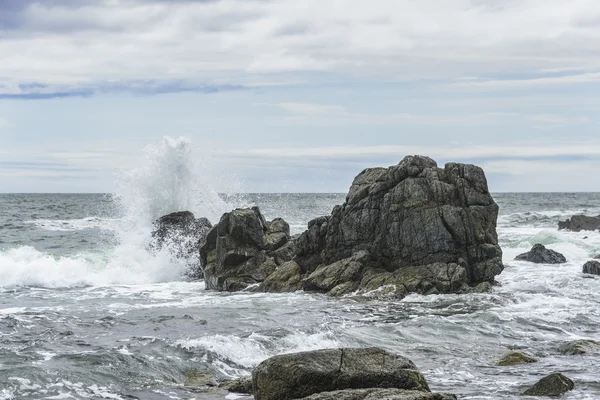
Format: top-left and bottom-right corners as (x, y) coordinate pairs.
(25, 217), (118, 232)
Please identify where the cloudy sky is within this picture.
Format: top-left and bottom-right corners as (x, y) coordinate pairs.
(1, 0), (599, 193)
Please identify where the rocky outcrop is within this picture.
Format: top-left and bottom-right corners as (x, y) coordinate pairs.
(201, 207), (292, 291)
(252, 348), (434, 400)
(558, 215), (600, 231)
(521, 373), (574, 396)
(558, 339), (600, 355)
(583, 260), (600, 275)
(151, 211), (212, 277)
(515, 244), (566, 264)
(496, 351), (537, 366)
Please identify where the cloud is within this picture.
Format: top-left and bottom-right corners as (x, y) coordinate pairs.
(1, 0), (600, 95)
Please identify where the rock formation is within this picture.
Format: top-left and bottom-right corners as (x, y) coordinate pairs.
(558, 339), (600, 355)
(521, 373), (574, 396)
(558, 215), (600, 231)
(496, 351), (537, 366)
(582, 260), (600, 275)
(251, 348), (454, 400)
(514, 244), (566, 264)
(151, 211), (212, 277)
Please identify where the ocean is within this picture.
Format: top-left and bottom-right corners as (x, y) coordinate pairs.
(1, 142), (599, 399)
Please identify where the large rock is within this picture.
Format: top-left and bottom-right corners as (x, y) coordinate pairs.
(202, 207), (292, 291)
(583, 260), (600, 275)
(515, 244), (566, 264)
(521, 373), (574, 396)
(558, 215), (600, 231)
(299, 389), (456, 400)
(151, 211), (212, 278)
(293, 156), (503, 296)
(252, 348), (430, 400)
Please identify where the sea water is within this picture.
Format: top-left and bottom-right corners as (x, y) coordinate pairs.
(1, 138), (599, 399)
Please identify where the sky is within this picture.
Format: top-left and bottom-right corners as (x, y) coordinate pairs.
(0, 0), (599, 193)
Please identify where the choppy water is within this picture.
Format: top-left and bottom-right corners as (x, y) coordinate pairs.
(1, 139), (600, 399)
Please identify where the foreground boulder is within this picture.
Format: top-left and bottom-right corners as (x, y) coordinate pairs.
(515, 244), (566, 264)
(521, 373), (574, 396)
(583, 260), (600, 275)
(201, 207), (292, 291)
(252, 348), (431, 400)
(558, 215), (600, 231)
(289, 156), (503, 297)
(151, 211), (212, 277)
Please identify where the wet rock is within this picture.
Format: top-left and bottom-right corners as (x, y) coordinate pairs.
(184, 370), (218, 387)
(258, 261), (303, 293)
(202, 207), (291, 291)
(299, 389), (457, 400)
(558, 215), (600, 231)
(521, 372), (574, 396)
(151, 211), (212, 278)
(514, 244), (566, 264)
(496, 351), (537, 366)
(252, 347), (430, 400)
(294, 155), (503, 297)
(558, 339), (600, 355)
(220, 377), (253, 394)
(583, 260), (600, 275)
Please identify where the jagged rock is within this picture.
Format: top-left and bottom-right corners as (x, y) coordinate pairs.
(558, 215), (600, 231)
(202, 207), (291, 291)
(151, 211), (212, 278)
(515, 244), (566, 264)
(558, 339), (600, 355)
(521, 372), (574, 396)
(293, 156), (503, 297)
(299, 389), (457, 400)
(583, 260), (600, 275)
(252, 348), (430, 400)
(496, 351), (537, 366)
(258, 261), (303, 293)
(220, 376), (253, 394)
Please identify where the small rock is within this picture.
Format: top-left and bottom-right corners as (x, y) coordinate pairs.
(515, 244), (566, 264)
(184, 370), (217, 387)
(521, 372), (574, 396)
(220, 377), (253, 394)
(583, 260), (600, 275)
(496, 351), (537, 366)
(558, 339), (600, 355)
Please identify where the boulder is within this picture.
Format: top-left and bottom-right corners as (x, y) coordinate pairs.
(299, 389), (457, 400)
(202, 207), (292, 291)
(252, 348), (430, 400)
(558, 339), (600, 355)
(258, 261), (303, 293)
(514, 244), (566, 264)
(583, 260), (600, 275)
(293, 156), (503, 297)
(151, 211), (212, 278)
(558, 215), (600, 231)
(495, 351), (536, 366)
(521, 372), (574, 396)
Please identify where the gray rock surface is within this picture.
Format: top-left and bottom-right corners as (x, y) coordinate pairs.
(583, 260), (600, 275)
(252, 347), (430, 400)
(293, 155), (503, 296)
(202, 207), (291, 291)
(515, 244), (566, 264)
(151, 211), (212, 278)
(558, 339), (600, 355)
(521, 372), (574, 396)
(299, 389), (457, 400)
(558, 215), (600, 231)
(496, 351), (537, 366)
(220, 377), (253, 394)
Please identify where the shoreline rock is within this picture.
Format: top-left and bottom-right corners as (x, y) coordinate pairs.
(558, 215), (600, 231)
(582, 260), (600, 275)
(514, 244), (566, 264)
(496, 351), (537, 366)
(521, 372), (574, 396)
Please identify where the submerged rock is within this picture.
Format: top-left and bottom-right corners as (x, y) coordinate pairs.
(521, 372), (574, 396)
(514, 244), (566, 264)
(299, 389), (457, 400)
(583, 260), (600, 275)
(496, 351), (537, 366)
(252, 347), (430, 400)
(558, 339), (600, 355)
(558, 215), (600, 231)
(151, 211), (212, 278)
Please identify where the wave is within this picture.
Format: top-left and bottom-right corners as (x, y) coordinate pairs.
(25, 217), (119, 232)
